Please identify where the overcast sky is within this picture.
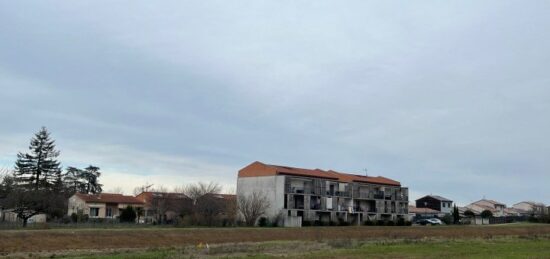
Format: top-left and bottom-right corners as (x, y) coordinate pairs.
(1, 1), (549, 206)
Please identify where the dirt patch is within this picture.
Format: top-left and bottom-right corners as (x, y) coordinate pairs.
(0, 224), (549, 254)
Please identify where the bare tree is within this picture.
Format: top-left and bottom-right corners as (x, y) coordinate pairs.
(181, 182), (222, 205)
(238, 191), (270, 226)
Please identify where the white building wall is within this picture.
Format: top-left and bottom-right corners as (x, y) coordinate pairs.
(440, 201), (453, 214)
(236, 175), (285, 221)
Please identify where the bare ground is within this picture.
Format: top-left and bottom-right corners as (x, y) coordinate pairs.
(0, 223), (549, 255)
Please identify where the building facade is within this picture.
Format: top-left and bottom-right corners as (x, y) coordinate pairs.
(466, 199), (506, 217)
(513, 201), (546, 216)
(415, 195), (453, 214)
(237, 161), (409, 227)
(67, 193), (145, 219)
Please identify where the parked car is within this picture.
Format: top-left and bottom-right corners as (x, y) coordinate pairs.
(417, 218), (443, 225)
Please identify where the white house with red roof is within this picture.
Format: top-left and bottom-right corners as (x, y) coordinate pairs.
(67, 193), (145, 219)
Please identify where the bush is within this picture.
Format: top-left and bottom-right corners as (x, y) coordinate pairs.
(70, 213), (78, 223)
(302, 220), (311, 227)
(386, 220), (395, 226)
(405, 220), (412, 226)
(376, 220), (385, 226)
(258, 217), (268, 227)
(314, 220), (325, 226)
(364, 219), (374, 226)
(329, 220), (337, 226)
(442, 214), (453, 225)
(61, 215), (71, 224)
(119, 206), (137, 223)
(396, 218), (405, 226)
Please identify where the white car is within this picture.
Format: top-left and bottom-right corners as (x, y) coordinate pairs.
(426, 218), (443, 225)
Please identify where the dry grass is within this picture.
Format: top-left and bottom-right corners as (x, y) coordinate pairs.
(0, 224), (549, 255)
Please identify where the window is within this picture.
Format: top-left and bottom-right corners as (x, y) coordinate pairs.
(106, 208), (112, 217)
(90, 208), (99, 217)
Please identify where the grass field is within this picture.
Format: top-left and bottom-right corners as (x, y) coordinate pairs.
(1, 223), (549, 258)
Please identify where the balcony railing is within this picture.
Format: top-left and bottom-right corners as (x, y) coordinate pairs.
(373, 191), (384, 199)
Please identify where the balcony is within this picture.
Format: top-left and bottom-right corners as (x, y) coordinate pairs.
(373, 191), (384, 199)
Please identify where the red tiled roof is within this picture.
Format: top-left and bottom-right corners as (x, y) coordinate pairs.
(75, 193), (144, 204)
(238, 161), (401, 186)
(408, 206), (440, 214)
(135, 192), (189, 203)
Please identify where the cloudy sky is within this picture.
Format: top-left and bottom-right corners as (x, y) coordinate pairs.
(1, 1), (549, 205)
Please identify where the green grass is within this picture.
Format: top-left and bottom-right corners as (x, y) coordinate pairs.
(62, 236), (550, 259)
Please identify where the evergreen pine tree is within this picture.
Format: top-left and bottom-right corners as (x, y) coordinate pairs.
(14, 127), (61, 190)
(452, 205), (460, 224)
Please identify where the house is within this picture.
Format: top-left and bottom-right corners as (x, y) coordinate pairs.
(236, 161), (409, 227)
(135, 191), (191, 224)
(466, 199), (506, 217)
(415, 195), (453, 214)
(408, 205), (442, 220)
(67, 193), (145, 219)
(503, 207), (529, 217)
(513, 201), (546, 216)
(135, 191), (237, 225)
(0, 209), (46, 224)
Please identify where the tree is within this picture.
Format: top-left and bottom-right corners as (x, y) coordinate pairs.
(63, 165), (103, 194)
(64, 166), (85, 194)
(452, 205), (460, 224)
(4, 188), (51, 227)
(0, 170), (15, 200)
(14, 127), (61, 190)
(464, 210), (475, 218)
(481, 210), (493, 219)
(237, 191), (270, 226)
(181, 182), (222, 205)
(80, 165), (103, 194)
(120, 206), (137, 223)
(8, 127), (64, 226)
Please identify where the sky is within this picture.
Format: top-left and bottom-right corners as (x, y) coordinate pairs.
(1, 1), (549, 206)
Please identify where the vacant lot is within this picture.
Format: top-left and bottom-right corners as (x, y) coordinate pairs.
(1, 224), (549, 258)
(71, 237), (550, 259)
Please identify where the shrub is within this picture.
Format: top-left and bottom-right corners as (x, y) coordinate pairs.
(302, 220), (312, 227)
(405, 220), (412, 226)
(329, 220), (337, 226)
(70, 213), (78, 223)
(386, 220), (395, 226)
(481, 210), (493, 219)
(258, 217), (268, 227)
(376, 220), (385, 226)
(442, 214), (453, 225)
(396, 218), (405, 226)
(119, 206), (137, 223)
(364, 219), (374, 226)
(314, 220), (324, 226)
(61, 215), (71, 224)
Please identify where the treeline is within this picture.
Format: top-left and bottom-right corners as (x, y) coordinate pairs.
(0, 127), (271, 228)
(0, 127), (104, 226)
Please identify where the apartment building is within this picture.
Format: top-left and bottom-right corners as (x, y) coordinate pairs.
(237, 161), (409, 227)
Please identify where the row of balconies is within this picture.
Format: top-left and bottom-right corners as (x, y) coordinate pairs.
(286, 186), (351, 197)
(286, 185), (408, 201)
(286, 205), (408, 214)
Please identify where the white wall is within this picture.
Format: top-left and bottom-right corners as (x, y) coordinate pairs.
(236, 175), (285, 220)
